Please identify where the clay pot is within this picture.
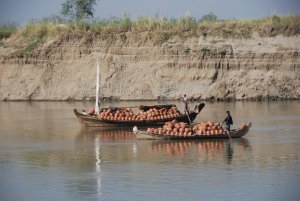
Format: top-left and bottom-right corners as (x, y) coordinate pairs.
(180, 123), (186, 129)
(214, 122), (220, 127)
(240, 123), (247, 129)
(195, 130), (201, 135)
(192, 126), (198, 132)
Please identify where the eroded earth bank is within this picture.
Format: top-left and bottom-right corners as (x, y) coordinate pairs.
(1, 32), (299, 101)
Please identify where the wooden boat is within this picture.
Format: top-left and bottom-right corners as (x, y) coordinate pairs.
(74, 108), (199, 128)
(133, 122), (252, 140)
(75, 103), (205, 127)
(74, 62), (204, 128)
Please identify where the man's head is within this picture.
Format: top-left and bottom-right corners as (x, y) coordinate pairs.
(226, 111), (230, 114)
(184, 94), (186, 97)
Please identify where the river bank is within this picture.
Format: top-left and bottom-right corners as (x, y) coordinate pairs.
(1, 16), (299, 101)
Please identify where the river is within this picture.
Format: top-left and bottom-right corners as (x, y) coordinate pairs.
(0, 101), (299, 201)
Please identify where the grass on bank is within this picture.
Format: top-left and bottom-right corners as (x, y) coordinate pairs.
(3, 15), (300, 53)
(0, 24), (18, 39)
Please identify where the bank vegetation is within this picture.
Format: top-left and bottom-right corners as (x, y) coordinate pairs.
(1, 14), (300, 53)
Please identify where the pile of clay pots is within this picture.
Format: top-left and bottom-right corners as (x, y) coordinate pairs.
(147, 120), (227, 136)
(97, 107), (181, 121)
(147, 120), (193, 136)
(192, 121), (224, 135)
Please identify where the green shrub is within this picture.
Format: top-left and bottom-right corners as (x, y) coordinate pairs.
(0, 24), (18, 39)
(201, 47), (211, 53)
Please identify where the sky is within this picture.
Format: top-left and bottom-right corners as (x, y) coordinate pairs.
(0, 0), (300, 25)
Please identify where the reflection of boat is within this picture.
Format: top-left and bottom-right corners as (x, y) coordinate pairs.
(74, 107), (200, 128)
(149, 138), (251, 164)
(133, 122), (252, 140)
(151, 140), (225, 156)
(77, 128), (136, 141)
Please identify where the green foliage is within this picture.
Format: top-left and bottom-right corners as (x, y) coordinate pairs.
(16, 22), (49, 53)
(21, 35), (47, 53)
(178, 16), (197, 31)
(8, 15), (300, 45)
(184, 47), (191, 54)
(119, 12), (132, 32)
(200, 12), (218, 23)
(271, 15), (280, 24)
(20, 22), (48, 38)
(0, 24), (17, 39)
(201, 47), (211, 53)
(61, 0), (97, 22)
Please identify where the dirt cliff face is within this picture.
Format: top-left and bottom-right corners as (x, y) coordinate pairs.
(0, 32), (299, 101)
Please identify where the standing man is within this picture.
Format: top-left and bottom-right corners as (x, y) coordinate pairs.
(182, 94), (189, 113)
(223, 111), (233, 131)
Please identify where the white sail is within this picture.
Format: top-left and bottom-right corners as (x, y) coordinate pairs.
(95, 60), (100, 113)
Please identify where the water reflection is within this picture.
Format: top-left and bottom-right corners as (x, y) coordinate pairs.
(76, 128), (135, 141)
(150, 138), (251, 165)
(226, 142), (233, 165)
(1, 101), (300, 201)
(76, 128), (252, 167)
(95, 135), (101, 200)
(75, 128), (137, 200)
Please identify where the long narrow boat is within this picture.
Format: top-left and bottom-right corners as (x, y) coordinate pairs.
(74, 103), (205, 127)
(133, 122), (252, 140)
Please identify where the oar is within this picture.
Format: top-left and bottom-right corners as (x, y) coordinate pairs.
(186, 109), (192, 126)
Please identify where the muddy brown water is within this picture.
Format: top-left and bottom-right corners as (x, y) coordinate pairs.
(0, 101), (299, 201)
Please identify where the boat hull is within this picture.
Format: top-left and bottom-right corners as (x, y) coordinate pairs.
(74, 109), (198, 127)
(133, 122), (251, 140)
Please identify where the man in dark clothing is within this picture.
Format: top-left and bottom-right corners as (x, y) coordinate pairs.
(224, 111), (233, 131)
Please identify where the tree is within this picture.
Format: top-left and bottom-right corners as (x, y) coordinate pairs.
(200, 12), (218, 23)
(61, 0), (97, 22)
